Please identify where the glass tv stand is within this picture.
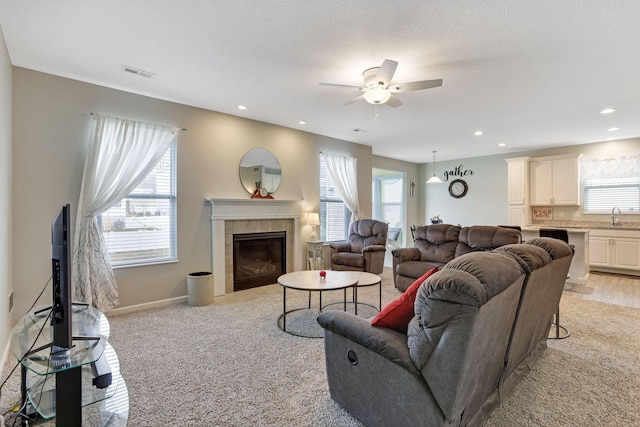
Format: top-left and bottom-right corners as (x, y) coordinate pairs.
(10, 303), (128, 426)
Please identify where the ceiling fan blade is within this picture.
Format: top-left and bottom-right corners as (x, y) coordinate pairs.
(375, 59), (398, 86)
(386, 94), (403, 108)
(390, 79), (443, 92)
(343, 95), (364, 106)
(319, 82), (364, 91)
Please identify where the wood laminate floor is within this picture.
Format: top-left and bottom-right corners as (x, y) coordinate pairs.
(564, 271), (640, 309)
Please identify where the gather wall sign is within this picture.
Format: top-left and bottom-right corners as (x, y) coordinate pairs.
(444, 165), (474, 199)
(444, 165), (474, 181)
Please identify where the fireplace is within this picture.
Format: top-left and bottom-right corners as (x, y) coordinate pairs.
(233, 231), (286, 291)
(206, 198), (305, 296)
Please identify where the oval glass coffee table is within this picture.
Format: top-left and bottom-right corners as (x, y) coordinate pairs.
(277, 270), (358, 338)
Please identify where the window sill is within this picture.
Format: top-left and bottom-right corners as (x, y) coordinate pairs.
(583, 211), (640, 215)
(112, 259), (179, 270)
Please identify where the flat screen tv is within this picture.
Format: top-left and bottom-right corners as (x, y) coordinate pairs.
(51, 203), (73, 350)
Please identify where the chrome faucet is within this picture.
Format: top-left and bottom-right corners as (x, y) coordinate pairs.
(611, 207), (622, 225)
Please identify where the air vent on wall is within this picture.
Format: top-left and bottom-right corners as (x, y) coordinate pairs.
(121, 65), (155, 78)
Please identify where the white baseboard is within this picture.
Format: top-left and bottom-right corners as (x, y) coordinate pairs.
(107, 295), (188, 316)
(1, 334), (10, 374)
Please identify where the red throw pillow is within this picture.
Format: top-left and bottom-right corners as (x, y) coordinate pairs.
(371, 267), (439, 334)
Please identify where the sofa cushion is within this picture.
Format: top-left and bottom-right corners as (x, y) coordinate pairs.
(348, 219), (388, 253)
(414, 224), (461, 264)
(371, 267), (439, 333)
(494, 243), (552, 273)
(524, 237), (574, 259)
(455, 226), (522, 257)
(331, 252), (365, 268)
(396, 260), (443, 279)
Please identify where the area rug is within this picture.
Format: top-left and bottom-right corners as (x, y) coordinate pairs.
(1, 269), (639, 426)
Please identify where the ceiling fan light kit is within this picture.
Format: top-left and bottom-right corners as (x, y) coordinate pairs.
(320, 59), (442, 108)
(363, 85), (391, 104)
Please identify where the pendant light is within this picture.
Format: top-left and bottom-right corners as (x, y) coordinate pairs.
(426, 150), (443, 184)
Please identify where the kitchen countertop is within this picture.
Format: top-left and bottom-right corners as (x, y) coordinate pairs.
(523, 225), (590, 232)
(529, 221), (640, 231)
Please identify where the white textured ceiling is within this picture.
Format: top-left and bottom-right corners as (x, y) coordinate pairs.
(2, 0), (640, 163)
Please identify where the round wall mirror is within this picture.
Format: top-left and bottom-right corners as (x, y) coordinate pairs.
(239, 148), (282, 195)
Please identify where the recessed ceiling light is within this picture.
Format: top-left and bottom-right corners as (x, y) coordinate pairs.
(298, 120), (306, 125)
(238, 105), (247, 110)
(608, 127), (620, 131)
(498, 143), (506, 147)
(474, 131), (483, 136)
(600, 108), (616, 114)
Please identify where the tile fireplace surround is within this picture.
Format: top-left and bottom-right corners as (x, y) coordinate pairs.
(205, 198), (305, 295)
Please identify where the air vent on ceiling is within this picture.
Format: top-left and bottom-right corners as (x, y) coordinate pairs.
(121, 65), (155, 78)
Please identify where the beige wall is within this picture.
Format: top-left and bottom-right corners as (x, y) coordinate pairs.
(0, 28), (12, 364)
(11, 68), (378, 321)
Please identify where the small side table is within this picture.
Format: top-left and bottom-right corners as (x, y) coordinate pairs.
(307, 241), (324, 270)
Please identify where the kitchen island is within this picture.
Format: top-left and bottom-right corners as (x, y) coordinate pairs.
(522, 226), (590, 285)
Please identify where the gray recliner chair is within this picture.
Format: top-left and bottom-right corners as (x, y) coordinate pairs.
(330, 219), (388, 274)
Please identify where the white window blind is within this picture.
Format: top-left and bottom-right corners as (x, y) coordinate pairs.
(100, 141), (177, 265)
(584, 177), (640, 213)
(582, 154), (640, 214)
(320, 156), (350, 241)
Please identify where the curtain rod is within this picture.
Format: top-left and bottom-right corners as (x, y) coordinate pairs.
(89, 112), (186, 131)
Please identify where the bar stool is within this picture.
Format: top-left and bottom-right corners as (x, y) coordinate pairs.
(539, 228), (571, 340)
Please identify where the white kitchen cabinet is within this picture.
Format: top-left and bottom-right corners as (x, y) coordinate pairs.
(508, 206), (525, 228)
(530, 154), (581, 206)
(589, 229), (640, 273)
(612, 238), (640, 269)
(588, 237), (611, 267)
(507, 157), (528, 205)
(505, 157), (530, 227)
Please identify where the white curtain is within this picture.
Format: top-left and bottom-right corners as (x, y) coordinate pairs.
(582, 154), (640, 180)
(321, 152), (362, 221)
(73, 114), (178, 311)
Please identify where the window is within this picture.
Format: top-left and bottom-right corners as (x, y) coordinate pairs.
(372, 175), (404, 228)
(100, 141), (177, 265)
(582, 155), (640, 214)
(319, 156), (350, 241)
(584, 177), (640, 213)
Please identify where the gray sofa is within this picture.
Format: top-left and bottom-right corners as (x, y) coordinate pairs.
(317, 238), (573, 427)
(392, 224), (521, 292)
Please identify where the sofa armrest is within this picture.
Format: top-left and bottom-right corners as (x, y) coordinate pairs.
(330, 242), (352, 253)
(317, 310), (420, 376)
(392, 247), (421, 262)
(362, 244), (386, 253)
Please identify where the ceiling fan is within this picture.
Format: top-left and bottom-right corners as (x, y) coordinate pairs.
(319, 59), (442, 108)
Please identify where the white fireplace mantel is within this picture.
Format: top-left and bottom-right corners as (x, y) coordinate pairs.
(205, 198), (306, 295)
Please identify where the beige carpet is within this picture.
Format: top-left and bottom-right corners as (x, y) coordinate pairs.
(1, 268), (639, 426)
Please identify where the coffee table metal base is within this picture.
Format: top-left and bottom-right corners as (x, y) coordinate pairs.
(325, 272), (382, 316)
(277, 271), (357, 338)
(277, 288), (348, 338)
